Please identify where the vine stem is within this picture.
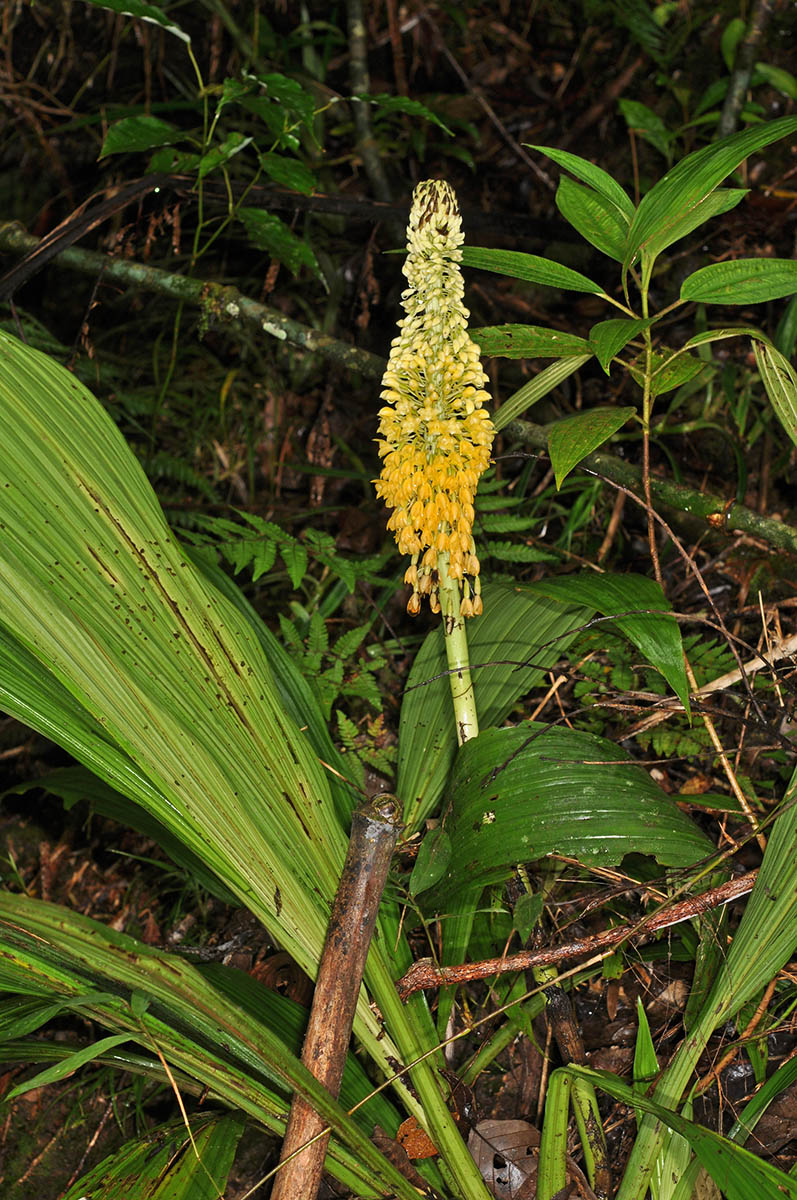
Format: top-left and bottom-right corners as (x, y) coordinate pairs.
(437, 552), (479, 745)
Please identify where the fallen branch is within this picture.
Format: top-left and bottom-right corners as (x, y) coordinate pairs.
(396, 871), (757, 1001)
(3, 222), (797, 559)
(506, 417), (797, 559)
(0, 222), (385, 379)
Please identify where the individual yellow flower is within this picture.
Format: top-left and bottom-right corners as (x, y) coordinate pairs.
(375, 180), (494, 616)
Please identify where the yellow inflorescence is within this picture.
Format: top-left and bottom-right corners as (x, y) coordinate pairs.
(375, 180), (494, 617)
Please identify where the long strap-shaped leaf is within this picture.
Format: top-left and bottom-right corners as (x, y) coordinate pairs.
(0, 332), (492, 1197)
(0, 892), (414, 1199)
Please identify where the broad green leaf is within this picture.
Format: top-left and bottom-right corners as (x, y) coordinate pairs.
(5, 1033), (133, 1100)
(100, 116), (183, 158)
(555, 176), (628, 260)
(461, 246), (605, 296)
(755, 62), (797, 101)
(0, 328), (366, 1064)
(355, 93), (453, 135)
(754, 339), (797, 447)
(431, 724), (711, 901)
(409, 827), (452, 897)
(63, 1114), (244, 1200)
(681, 258), (797, 305)
(629, 348), (709, 396)
(534, 573), (690, 710)
(624, 116), (797, 272)
(472, 324), (591, 359)
(237, 208), (319, 277)
(548, 406), (636, 487)
(197, 131), (251, 180)
(642, 188), (748, 267)
(569, 1066), (797, 1200)
(589, 317), (657, 374)
(619, 99), (672, 159)
(526, 145), (636, 220)
(397, 583), (592, 831)
(492, 355), (593, 429)
(0, 333), (490, 1198)
(259, 151), (317, 194)
(617, 774), (797, 1200)
(80, 0), (190, 43)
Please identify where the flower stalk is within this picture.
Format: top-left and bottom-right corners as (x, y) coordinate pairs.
(438, 552), (479, 743)
(376, 179), (494, 742)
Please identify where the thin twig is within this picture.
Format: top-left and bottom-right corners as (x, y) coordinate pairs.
(684, 656), (766, 852)
(270, 795), (401, 1200)
(415, 2), (554, 191)
(717, 0), (773, 139)
(396, 871), (757, 1000)
(695, 974), (778, 1094)
(347, 0), (393, 204)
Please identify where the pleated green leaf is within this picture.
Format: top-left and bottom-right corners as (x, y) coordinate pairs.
(0, 892), (415, 1199)
(534, 573), (690, 711)
(0, 331), (493, 1199)
(567, 1066), (797, 1200)
(397, 583), (592, 831)
(431, 725), (711, 902)
(753, 339), (797, 448)
(62, 1114), (243, 1200)
(0, 331), (345, 974)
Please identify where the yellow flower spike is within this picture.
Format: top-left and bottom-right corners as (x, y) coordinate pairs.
(375, 178), (494, 618)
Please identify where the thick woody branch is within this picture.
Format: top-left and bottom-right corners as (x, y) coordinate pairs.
(270, 796), (401, 1200)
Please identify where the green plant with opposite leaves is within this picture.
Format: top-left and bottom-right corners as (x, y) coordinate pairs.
(1, 20), (797, 1190)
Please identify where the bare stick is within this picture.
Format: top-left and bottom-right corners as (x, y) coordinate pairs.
(270, 795), (402, 1200)
(397, 871), (757, 1000)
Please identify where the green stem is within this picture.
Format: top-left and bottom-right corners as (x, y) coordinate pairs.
(437, 552), (479, 745)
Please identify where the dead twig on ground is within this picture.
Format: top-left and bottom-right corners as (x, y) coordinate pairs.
(397, 871), (757, 1000)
